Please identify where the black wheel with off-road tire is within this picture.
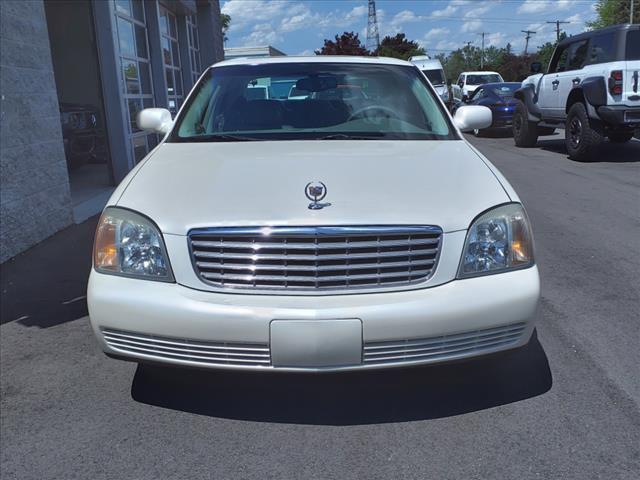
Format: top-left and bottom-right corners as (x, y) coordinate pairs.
(513, 100), (539, 147)
(608, 132), (633, 143)
(565, 102), (603, 161)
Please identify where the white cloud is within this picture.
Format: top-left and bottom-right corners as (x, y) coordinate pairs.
(486, 32), (507, 47)
(389, 9), (421, 32)
(431, 5), (458, 18)
(517, 0), (577, 14)
(296, 49), (315, 56)
(345, 5), (367, 23)
(242, 23), (281, 46)
(464, 3), (492, 19)
(223, 0), (368, 44)
(423, 27), (451, 41)
(435, 39), (460, 52)
(461, 20), (482, 33)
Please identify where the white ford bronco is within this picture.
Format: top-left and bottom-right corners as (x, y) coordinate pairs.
(513, 24), (640, 160)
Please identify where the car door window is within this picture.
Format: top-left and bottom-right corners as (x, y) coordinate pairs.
(588, 32), (617, 64)
(550, 45), (570, 72)
(567, 40), (589, 71)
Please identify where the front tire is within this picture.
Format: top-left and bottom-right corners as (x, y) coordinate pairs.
(513, 100), (539, 147)
(608, 132), (633, 143)
(565, 102), (603, 161)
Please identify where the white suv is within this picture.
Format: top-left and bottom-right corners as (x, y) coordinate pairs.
(513, 24), (640, 160)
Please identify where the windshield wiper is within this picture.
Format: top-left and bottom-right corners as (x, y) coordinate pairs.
(318, 133), (386, 140)
(183, 133), (263, 142)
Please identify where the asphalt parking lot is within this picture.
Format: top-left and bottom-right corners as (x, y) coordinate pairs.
(1, 132), (639, 479)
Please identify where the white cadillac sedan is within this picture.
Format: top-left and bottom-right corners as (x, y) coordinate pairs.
(88, 56), (540, 372)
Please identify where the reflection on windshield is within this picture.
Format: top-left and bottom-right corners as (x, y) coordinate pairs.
(169, 63), (456, 142)
(489, 84), (520, 97)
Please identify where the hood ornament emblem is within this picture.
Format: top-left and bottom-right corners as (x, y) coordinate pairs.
(305, 181), (331, 210)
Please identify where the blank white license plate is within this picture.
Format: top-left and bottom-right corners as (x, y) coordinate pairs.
(270, 319), (362, 368)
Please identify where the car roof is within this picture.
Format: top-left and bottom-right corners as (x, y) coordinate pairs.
(462, 71), (501, 75)
(557, 23), (638, 47)
(211, 55), (413, 68)
(411, 59), (443, 68)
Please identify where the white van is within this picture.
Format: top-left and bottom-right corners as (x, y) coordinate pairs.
(409, 55), (449, 102)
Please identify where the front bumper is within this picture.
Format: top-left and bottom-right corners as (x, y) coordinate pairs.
(88, 266), (540, 372)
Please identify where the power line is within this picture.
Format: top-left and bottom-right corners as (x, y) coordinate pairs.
(546, 20), (570, 41)
(521, 30), (536, 54)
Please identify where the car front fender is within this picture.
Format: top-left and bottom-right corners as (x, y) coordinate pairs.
(514, 84), (542, 121)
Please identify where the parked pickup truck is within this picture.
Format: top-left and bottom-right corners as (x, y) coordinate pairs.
(513, 24), (640, 161)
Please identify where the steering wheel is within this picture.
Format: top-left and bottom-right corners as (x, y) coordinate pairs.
(347, 105), (400, 124)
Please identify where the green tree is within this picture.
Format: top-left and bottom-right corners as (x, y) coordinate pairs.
(586, 0), (639, 29)
(316, 32), (369, 56)
(374, 33), (425, 60)
(220, 13), (231, 43)
(441, 45), (483, 82)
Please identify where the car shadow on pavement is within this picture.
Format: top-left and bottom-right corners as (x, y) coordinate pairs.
(538, 138), (640, 162)
(131, 331), (552, 425)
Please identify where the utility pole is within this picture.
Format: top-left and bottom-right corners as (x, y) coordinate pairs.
(546, 20), (570, 41)
(631, 0), (635, 24)
(478, 32), (489, 69)
(521, 30), (536, 55)
(366, 0), (380, 52)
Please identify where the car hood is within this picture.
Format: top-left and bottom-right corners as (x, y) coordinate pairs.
(116, 140), (510, 234)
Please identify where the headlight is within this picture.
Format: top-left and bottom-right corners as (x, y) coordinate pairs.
(458, 203), (534, 278)
(93, 207), (174, 282)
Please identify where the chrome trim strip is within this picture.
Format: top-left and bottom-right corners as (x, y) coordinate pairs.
(189, 225), (443, 237)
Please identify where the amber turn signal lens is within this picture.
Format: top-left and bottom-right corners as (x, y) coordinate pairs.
(94, 217), (118, 270)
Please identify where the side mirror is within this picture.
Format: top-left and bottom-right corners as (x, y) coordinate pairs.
(458, 81), (464, 88)
(461, 95), (469, 103)
(530, 61), (542, 74)
(137, 108), (173, 135)
(453, 105), (492, 132)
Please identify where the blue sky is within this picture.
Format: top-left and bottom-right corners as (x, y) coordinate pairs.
(221, 0), (598, 55)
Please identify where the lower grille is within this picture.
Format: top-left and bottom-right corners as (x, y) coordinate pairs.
(363, 322), (527, 365)
(101, 328), (271, 367)
(188, 225), (442, 292)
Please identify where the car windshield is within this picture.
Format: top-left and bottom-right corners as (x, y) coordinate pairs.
(488, 84), (520, 97)
(467, 74), (501, 85)
(169, 62), (455, 142)
(422, 69), (445, 85)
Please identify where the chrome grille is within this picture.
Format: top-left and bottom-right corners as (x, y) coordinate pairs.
(188, 226), (442, 291)
(101, 328), (271, 367)
(363, 322), (527, 365)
